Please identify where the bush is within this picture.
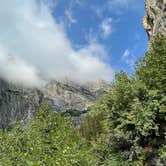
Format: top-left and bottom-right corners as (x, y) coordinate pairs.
(0, 104), (97, 166)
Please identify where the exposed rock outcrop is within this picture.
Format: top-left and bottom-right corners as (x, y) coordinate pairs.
(0, 78), (111, 128)
(143, 0), (166, 40)
(43, 80), (111, 126)
(43, 80), (111, 112)
(0, 79), (44, 129)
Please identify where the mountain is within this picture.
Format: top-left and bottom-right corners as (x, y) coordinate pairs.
(0, 78), (111, 129)
(1, 0), (165, 129)
(44, 80), (111, 112)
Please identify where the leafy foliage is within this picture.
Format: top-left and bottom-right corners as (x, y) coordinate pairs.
(79, 35), (166, 165)
(136, 35), (166, 92)
(0, 104), (96, 166)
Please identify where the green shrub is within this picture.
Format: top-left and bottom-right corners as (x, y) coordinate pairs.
(159, 144), (166, 159)
(0, 104), (97, 166)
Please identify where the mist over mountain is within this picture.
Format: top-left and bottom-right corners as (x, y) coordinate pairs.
(0, 0), (113, 87)
(0, 0), (166, 165)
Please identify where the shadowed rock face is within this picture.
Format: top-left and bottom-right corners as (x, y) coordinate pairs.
(143, 0), (166, 39)
(0, 79), (44, 129)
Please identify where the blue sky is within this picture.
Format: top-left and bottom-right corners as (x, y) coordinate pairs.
(0, 0), (148, 86)
(53, 0), (148, 74)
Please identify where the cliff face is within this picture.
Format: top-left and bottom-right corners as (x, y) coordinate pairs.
(44, 80), (111, 112)
(0, 79), (44, 129)
(143, 0), (166, 39)
(0, 79), (111, 128)
(43, 80), (111, 126)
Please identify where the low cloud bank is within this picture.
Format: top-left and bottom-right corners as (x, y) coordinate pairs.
(0, 0), (114, 87)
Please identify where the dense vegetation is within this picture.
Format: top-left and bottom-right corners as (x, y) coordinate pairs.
(0, 104), (97, 165)
(80, 35), (166, 165)
(0, 35), (165, 165)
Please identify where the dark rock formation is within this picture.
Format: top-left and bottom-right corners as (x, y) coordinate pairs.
(0, 79), (43, 129)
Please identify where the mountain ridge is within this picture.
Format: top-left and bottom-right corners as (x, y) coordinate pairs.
(0, 78), (111, 128)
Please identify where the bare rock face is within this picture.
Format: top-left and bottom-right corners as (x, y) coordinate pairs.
(43, 80), (111, 126)
(43, 80), (111, 113)
(143, 0), (166, 39)
(0, 79), (44, 129)
(0, 79), (111, 128)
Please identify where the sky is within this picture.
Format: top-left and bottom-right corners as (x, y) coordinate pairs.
(0, 0), (148, 87)
(53, 0), (148, 73)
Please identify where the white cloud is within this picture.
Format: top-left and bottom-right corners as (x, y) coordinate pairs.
(65, 0), (77, 27)
(122, 49), (135, 68)
(65, 9), (77, 25)
(0, 0), (114, 87)
(41, 0), (58, 10)
(0, 46), (44, 87)
(101, 18), (112, 39)
(122, 49), (130, 59)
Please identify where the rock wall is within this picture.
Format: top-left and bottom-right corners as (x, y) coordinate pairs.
(0, 78), (111, 128)
(143, 0), (166, 39)
(0, 79), (43, 129)
(43, 80), (111, 112)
